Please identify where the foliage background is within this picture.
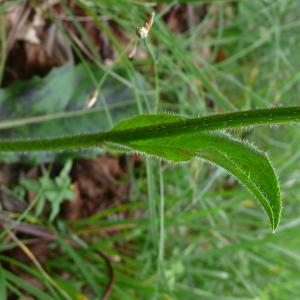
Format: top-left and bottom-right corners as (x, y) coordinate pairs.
(1, 0), (300, 299)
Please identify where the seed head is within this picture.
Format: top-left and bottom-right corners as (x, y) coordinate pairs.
(136, 12), (155, 39)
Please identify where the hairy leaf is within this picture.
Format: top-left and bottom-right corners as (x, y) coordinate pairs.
(109, 114), (281, 231)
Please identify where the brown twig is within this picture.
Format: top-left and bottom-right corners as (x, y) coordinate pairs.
(96, 250), (115, 300)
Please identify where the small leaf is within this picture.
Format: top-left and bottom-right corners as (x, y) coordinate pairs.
(19, 161), (74, 221)
(109, 114), (281, 231)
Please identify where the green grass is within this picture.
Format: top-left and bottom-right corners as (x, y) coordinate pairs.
(1, 0), (300, 299)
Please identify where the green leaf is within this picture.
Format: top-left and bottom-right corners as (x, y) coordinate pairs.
(19, 160), (74, 221)
(0, 265), (7, 300)
(0, 62), (153, 162)
(0, 62), (143, 138)
(109, 114), (281, 231)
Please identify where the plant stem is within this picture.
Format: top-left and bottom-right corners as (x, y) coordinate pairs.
(0, 106), (300, 152)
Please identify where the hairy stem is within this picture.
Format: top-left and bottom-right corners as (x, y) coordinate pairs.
(0, 106), (300, 152)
